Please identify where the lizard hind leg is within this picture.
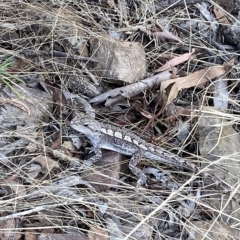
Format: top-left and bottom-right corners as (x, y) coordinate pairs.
(79, 147), (102, 170)
(129, 152), (148, 187)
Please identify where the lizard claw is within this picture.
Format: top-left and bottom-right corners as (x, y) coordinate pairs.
(79, 160), (94, 170)
(136, 174), (148, 187)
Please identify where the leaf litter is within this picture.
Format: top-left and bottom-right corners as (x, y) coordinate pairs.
(0, 1), (240, 239)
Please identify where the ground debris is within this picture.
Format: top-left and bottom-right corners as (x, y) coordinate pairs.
(0, 1), (240, 239)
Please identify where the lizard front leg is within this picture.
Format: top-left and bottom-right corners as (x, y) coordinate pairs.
(129, 152), (148, 187)
(79, 147), (102, 170)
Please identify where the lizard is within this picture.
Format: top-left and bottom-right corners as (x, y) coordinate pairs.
(70, 112), (238, 202)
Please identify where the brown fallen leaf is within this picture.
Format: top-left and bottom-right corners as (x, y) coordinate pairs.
(7, 58), (23, 73)
(0, 218), (22, 240)
(25, 229), (38, 240)
(3, 179), (27, 198)
(49, 138), (61, 150)
(159, 82), (176, 112)
(88, 227), (110, 240)
(154, 49), (195, 73)
(213, 6), (229, 24)
(41, 228), (55, 234)
(133, 100), (153, 119)
(160, 64), (230, 106)
(34, 155), (60, 171)
(164, 103), (192, 125)
(138, 109), (153, 119)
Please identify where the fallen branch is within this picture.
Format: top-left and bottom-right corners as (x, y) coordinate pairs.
(90, 69), (173, 106)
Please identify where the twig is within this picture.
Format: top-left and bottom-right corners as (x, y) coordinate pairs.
(0, 98), (30, 118)
(0, 202), (69, 221)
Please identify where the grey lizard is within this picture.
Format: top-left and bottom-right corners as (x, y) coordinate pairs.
(70, 112), (238, 205)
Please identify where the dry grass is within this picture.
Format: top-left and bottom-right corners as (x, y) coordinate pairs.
(0, 0), (240, 239)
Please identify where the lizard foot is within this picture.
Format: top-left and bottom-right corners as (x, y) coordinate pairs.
(136, 173), (148, 187)
(79, 160), (94, 170)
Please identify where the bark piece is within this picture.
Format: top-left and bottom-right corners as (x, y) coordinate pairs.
(198, 107), (240, 223)
(90, 37), (146, 84)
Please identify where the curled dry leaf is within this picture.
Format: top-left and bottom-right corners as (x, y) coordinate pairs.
(154, 48), (195, 73)
(162, 81), (176, 106)
(34, 155), (60, 171)
(138, 109), (153, 119)
(160, 64), (230, 106)
(133, 100), (153, 119)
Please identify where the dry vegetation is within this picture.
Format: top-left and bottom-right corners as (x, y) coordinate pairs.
(0, 0), (240, 239)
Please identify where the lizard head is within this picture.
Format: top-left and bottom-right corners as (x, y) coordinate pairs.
(70, 113), (101, 137)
